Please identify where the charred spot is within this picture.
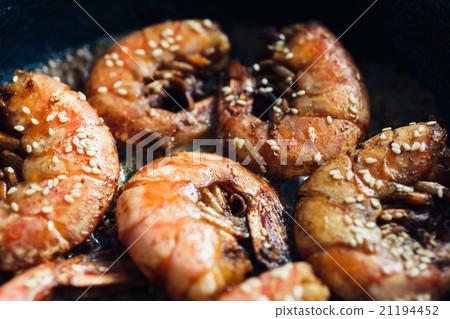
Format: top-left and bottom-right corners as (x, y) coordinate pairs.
(355, 143), (366, 149)
(353, 155), (360, 163)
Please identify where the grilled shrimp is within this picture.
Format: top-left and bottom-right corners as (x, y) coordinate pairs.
(217, 22), (369, 179)
(0, 249), (140, 301)
(86, 19), (230, 149)
(0, 71), (120, 271)
(218, 262), (329, 301)
(295, 122), (449, 300)
(116, 152), (290, 300)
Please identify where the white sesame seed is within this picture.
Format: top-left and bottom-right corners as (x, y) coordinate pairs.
(105, 59), (114, 67)
(160, 40), (169, 48)
(52, 156), (59, 164)
(344, 197), (356, 204)
(326, 115), (332, 124)
(135, 49), (146, 56)
(273, 106), (282, 113)
(346, 171), (354, 181)
(25, 144), (32, 153)
(291, 108), (298, 114)
(236, 99), (247, 105)
(32, 142), (39, 149)
(379, 133), (387, 140)
(92, 167), (101, 174)
(169, 45), (180, 52)
(97, 87), (108, 93)
(60, 117), (69, 123)
(48, 128), (54, 136)
(261, 78), (268, 85)
(363, 173), (371, 184)
(413, 130), (420, 138)
(271, 145), (280, 152)
(14, 125), (25, 132)
(253, 63), (260, 71)
(6, 167), (14, 173)
(375, 180), (383, 190)
(31, 118), (39, 125)
(83, 167), (92, 173)
(12, 75), (18, 82)
(418, 126), (424, 132)
(11, 202), (19, 211)
(349, 106), (358, 114)
(117, 88), (127, 95)
(356, 194), (364, 202)
(402, 143), (411, 151)
(419, 142), (426, 152)
(359, 169), (369, 174)
(382, 127), (392, 132)
(437, 187), (444, 198)
(42, 206), (53, 213)
(409, 268), (419, 277)
(313, 152), (322, 163)
(426, 121), (437, 125)
(152, 49), (163, 57)
(111, 53), (119, 60)
(22, 106), (31, 114)
(349, 93), (358, 104)
(7, 187), (18, 195)
(285, 52), (294, 59)
(365, 157), (377, 164)
(42, 187), (50, 195)
(370, 198), (380, 208)
(411, 142), (420, 151)
(77, 133), (87, 139)
(47, 220), (54, 231)
(392, 147), (401, 154)
(203, 19), (213, 28)
(64, 195), (74, 203)
(148, 40), (157, 48)
(329, 170), (340, 176)
(113, 81), (122, 88)
(46, 114), (56, 121)
(297, 90), (306, 96)
(162, 28), (174, 37)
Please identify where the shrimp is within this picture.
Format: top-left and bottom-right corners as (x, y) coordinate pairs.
(116, 151), (291, 300)
(85, 19), (230, 149)
(217, 22), (369, 179)
(295, 122), (449, 300)
(218, 262), (329, 301)
(0, 249), (141, 301)
(0, 71), (120, 271)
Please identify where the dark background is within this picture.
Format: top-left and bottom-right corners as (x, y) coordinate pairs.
(0, 0), (449, 126)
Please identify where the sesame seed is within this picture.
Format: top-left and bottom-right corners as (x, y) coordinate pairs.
(356, 194), (364, 202)
(418, 126), (424, 132)
(392, 147), (401, 154)
(42, 187), (50, 195)
(413, 130), (420, 138)
(410, 142), (420, 151)
(346, 171), (354, 181)
(370, 198), (380, 208)
(221, 86), (232, 94)
(7, 187), (17, 195)
(273, 106), (282, 113)
(152, 49), (163, 57)
(46, 114), (56, 121)
(160, 40), (169, 48)
(236, 99), (247, 105)
(64, 195), (74, 203)
(42, 206), (53, 213)
(329, 170), (340, 176)
(117, 88), (127, 95)
(11, 202), (19, 211)
(344, 215), (353, 225)
(356, 73), (361, 80)
(326, 115), (332, 124)
(285, 52), (294, 59)
(32, 142), (39, 149)
(26, 145), (32, 153)
(382, 127), (392, 131)
(224, 95), (235, 102)
(409, 268), (419, 277)
(313, 152), (322, 163)
(135, 49), (145, 56)
(203, 19), (213, 28)
(365, 157), (377, 164)
(297, 90), (306, 96)
(14, 125), (25, 132)
(12, 75), (18, 82)
(260, 166), (267, 173)
(402, 143), (411, 151)
(169, 45), (180, 52)
(271, 145), (280, 152)
(266, 139), (277, 146)
(31, 118), (39, 125)
(78, 92), (87, 101)
(60, 117), (69, 123)
(92, 167), (101, 174)
(148, 40), (157, 48)
(47, 220), (54, 231)
(363, 173), (371, 184)
(77, 133), (87, 139)
(349, 93), (358, 104)
(253, 64), (260, 71)
(261, 78), (268, 85)
(111, 53), (119, 60)
(48, 128), (54, 136)
(52, 156), (59, 163)
(162, 28), (174, 37)
(6, 167), (14, 173)
(419, 142), (426, 152)
(83, 167), (92, 173)
(349, 106), (358, 114)
(105, 59), (114, 67)
(426, 121), (437, 125)
(437, 187), (444, 198)
(381, 214), (392, 221)
(113, 81), (122, 88)
(344, 197), (356, 204)
(22, 106), (31, 114)
(291, 108), (298, 114)
(366, 221), (377, 228)
(97, 87), (108, 93)
(379, 133), (387, 140)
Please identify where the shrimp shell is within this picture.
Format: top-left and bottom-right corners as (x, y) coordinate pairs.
(0, 71), (119, 271)
(116, 152), (291, 300)
(217, 22), (369, 179)
(295, 122), (449, 300)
